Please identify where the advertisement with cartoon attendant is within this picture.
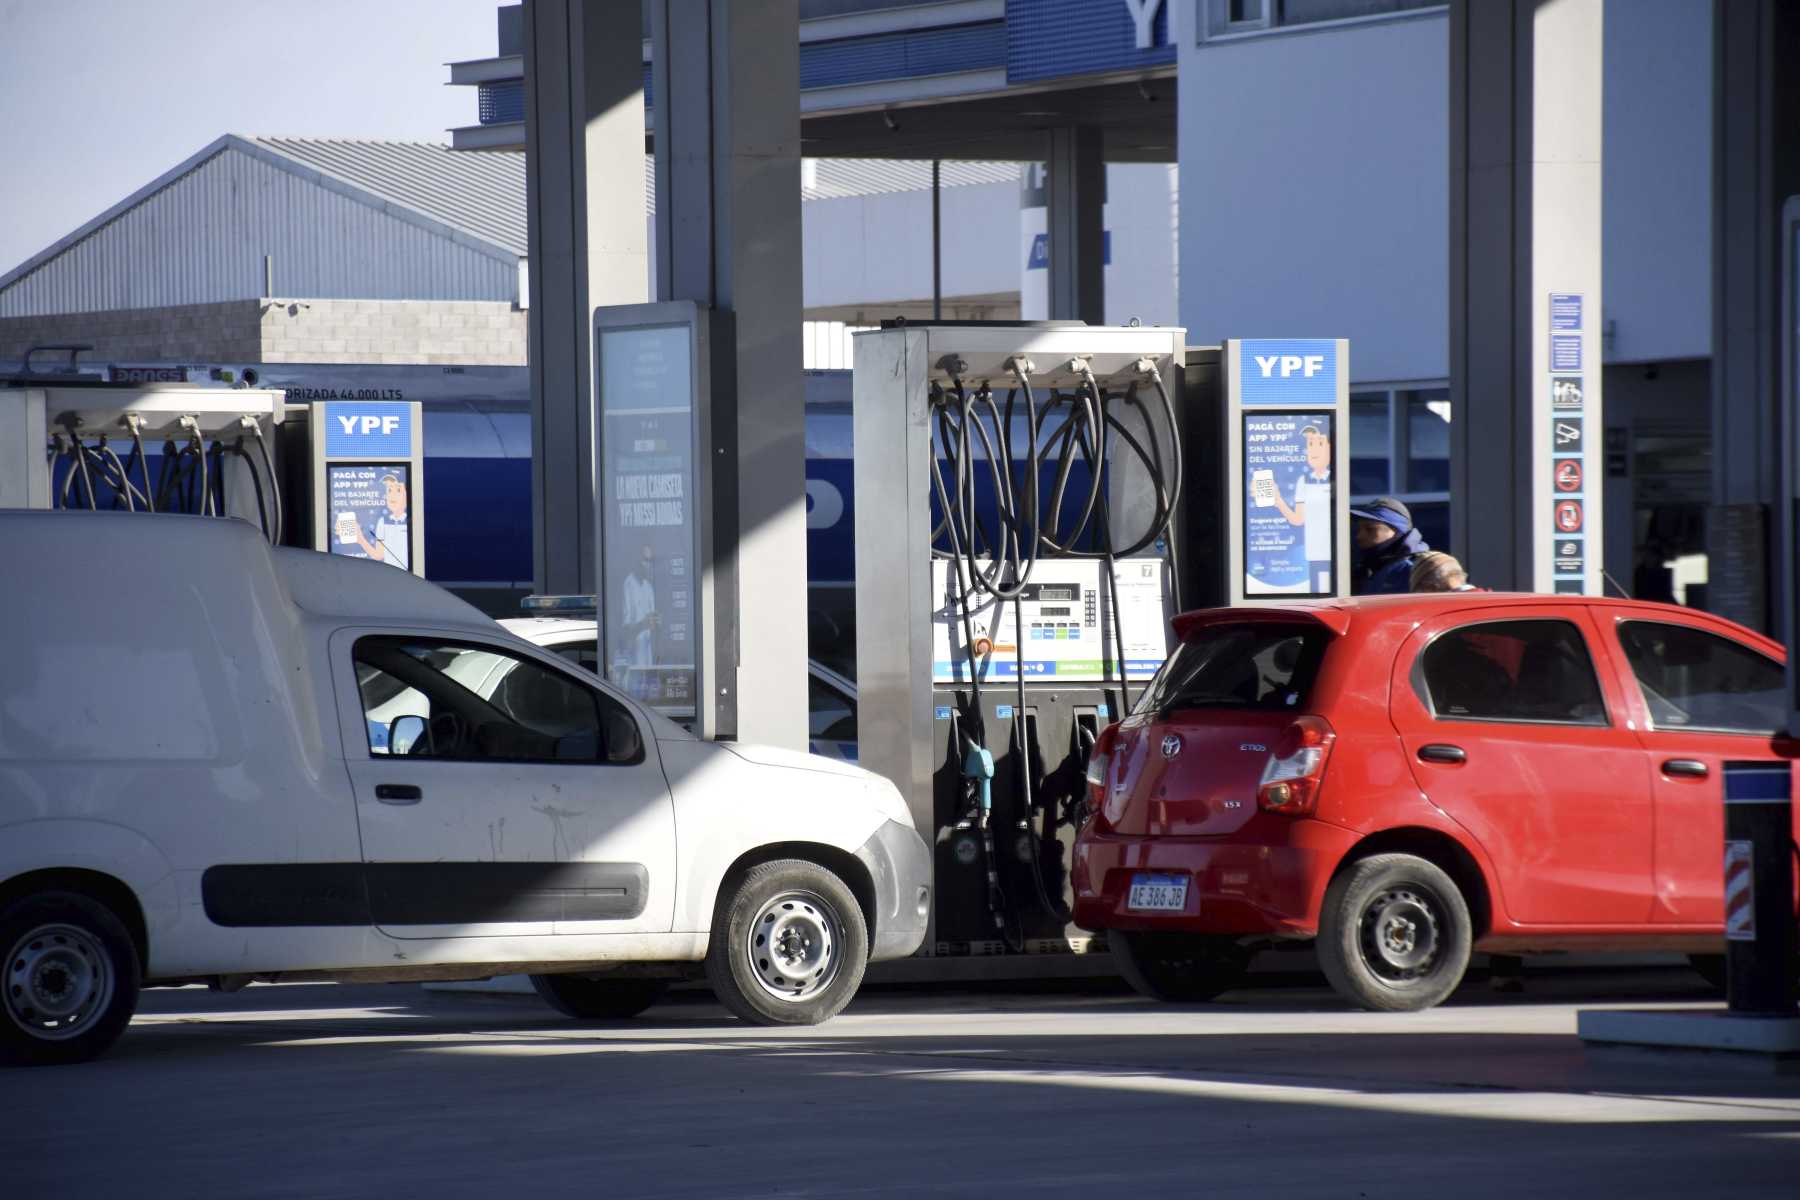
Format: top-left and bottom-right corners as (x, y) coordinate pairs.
(327, 464), (411, 571)
(1243, 413), (1334, 595)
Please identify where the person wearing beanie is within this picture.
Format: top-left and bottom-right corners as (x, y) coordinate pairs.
(1409, 550), (1476, 592)
(1350, 497), (1430, 594)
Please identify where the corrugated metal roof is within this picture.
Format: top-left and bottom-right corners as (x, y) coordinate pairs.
(802, 158), (1019, 200)
(249, 137), (528, 257)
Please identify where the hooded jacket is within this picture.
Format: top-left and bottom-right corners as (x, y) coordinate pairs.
(1355, 524), (1430, 595)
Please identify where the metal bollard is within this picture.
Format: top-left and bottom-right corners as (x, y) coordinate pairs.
(1722, 760), (1798, 1016)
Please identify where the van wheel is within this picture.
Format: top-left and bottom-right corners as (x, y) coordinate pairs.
(1, 892), (141, 1067)
(706, 860), (867, 1026)
(529, 975), (669, 1020)
(1111, 932), (1250, 1002)
(1317, 854), (1471, 1012)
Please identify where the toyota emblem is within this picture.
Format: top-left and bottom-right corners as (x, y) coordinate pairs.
(1160, 734), (1183, 759)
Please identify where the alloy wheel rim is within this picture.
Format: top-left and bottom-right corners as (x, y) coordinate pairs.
(746, 891), (841, 1003)
(5, 923), (114, 1041)
(1358, 887), (1442, 983)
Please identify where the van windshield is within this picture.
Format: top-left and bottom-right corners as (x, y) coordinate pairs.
(1134, 623), (1329, 716)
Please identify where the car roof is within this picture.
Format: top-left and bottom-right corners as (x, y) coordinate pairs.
(498, 616), (597, 642)
(1172, 592), (1782, 651)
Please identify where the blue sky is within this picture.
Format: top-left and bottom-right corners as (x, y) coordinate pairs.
(0, 0), (502, 275)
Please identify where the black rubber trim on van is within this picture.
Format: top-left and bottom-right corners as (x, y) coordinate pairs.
(201, 862), (648, 927)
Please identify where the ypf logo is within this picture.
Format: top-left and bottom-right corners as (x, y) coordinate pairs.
(323, 401), (412, 457)
(1238, 339), (1338, 406)
(1252, 353), (1327, 380)
(337, 413), (402, 437)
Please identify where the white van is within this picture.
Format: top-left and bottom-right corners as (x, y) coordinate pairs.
(0, 512), (928, 1066)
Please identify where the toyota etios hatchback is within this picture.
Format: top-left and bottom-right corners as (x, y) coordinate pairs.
(1072, 594), (1795, 1011)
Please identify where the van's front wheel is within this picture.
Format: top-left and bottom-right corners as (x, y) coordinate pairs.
(1, 892), (141, 1067)
(1317, 853), (1471, 1012)
(706, 860), (868, 1026)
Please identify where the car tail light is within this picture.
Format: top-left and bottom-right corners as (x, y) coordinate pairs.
(1257, 715), (1336, 816)
(1084, 722), (1121, 825)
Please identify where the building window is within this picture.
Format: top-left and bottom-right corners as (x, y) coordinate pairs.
(1347, 383), (1451, 554)
(1403, 388), (1450, 493)
(1199, 0), (1443, 42)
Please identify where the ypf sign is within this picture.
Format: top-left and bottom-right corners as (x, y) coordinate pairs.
(1237, 339), (1340, 407)
(323, 401), (413, 457)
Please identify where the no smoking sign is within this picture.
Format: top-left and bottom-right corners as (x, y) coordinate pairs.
(1554, 460), (1583, 492)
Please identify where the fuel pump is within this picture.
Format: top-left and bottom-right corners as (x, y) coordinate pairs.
(852, 323), (1189, 959)
(1, 348), (287, 537)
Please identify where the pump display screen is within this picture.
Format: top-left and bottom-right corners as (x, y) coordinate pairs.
(597, 324), (698, 719)
(327, 463), (411, 572)
(1242, 411), (1336, 597)
(931, 559), (1168, 683)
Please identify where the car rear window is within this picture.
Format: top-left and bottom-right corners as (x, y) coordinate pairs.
(1134, 624), (1330, 715)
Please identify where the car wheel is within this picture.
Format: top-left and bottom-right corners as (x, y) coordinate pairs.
(529, 974), (669, 1020)
(1111, 932), (1251, 1002)
(1317, 853), (1471, 1013)
(706, 859), (868, 1026)
(1, 891), (142, 1067)
(1687, 953), (1728, 994)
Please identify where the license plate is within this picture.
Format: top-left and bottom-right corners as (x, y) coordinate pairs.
(1127, 873), (1188, 912)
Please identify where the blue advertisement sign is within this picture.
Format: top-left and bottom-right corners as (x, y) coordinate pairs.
(1243, 412), (1335, 597)
(1238, 339), (1339, 407)
(327, 463), (412, 571)
(323, 401), (412, 457)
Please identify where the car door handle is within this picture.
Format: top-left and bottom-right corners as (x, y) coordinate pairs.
(1418, 744), (1467, 765)
(1661, 759), (1709, 779)
(374, 783), (423, 805)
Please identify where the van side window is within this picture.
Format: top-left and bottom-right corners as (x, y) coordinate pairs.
(1416, 619), (1607, 726)
(353, 637), (643, 764)
(1616, 621), (1784, 735)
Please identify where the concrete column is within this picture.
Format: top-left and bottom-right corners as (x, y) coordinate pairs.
(1449, 0), (1603, 595)
(1047, 125), (1105, 324)
(1713, 0), (1800, 639)
(651, 0), (807, 749)
(523, 0), (648, 595)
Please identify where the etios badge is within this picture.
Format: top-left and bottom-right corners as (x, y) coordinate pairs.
(1161, 734), (1183, 759)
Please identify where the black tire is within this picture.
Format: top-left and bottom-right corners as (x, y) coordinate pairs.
(1317, 853), (1472, 1012)
(529, 974), (669, 1020)
(1, 891), (141, 1067)
(706, 859), (868, 1026)
(1111, 932), (1251, 1002)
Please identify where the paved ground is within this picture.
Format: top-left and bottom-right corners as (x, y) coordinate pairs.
(6, 965), (1797, 1198)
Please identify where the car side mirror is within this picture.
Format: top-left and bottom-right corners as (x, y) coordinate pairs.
(602, 708), (643, 764)
(390, 714), (429, 756)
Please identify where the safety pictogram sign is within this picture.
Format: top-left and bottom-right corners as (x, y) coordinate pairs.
(1554, 499), (1584, 534)
(1554, 460), (1583, 493)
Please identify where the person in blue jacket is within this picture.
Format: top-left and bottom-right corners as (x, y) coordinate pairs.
(1351, 497), (1430, 594)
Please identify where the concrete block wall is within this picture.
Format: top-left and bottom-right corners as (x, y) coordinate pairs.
(259, 299), (527, 366)
(0, 300), (264, 366)
(0, 298), (528, 369)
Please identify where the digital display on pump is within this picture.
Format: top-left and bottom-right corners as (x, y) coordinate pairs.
(1242, 411), (1336, 597)
(327, 463), (412, 572)
(597, 324), (698, 720)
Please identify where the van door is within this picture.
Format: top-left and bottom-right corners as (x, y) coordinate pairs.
(1387, 608), (1654, 925)
(1598, 609), (1795, 925)
(330, 630), (676, 939)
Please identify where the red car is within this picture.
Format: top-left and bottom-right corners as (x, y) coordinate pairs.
(1072, 594), (1795, 1011)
